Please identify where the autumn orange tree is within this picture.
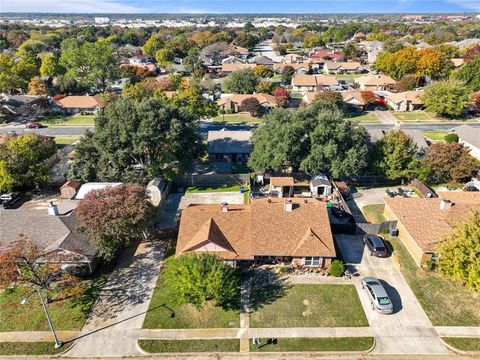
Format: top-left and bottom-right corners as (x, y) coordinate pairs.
(0, 236), (78, 302)
(76, 184), (153, 261)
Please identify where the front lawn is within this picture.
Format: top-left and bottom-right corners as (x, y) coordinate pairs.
(346, 112), (380, 124)
(421, 131), (448, 142)
(361, 204), (386, 224)
(334, 73), (364, 79)
(54, 136), (82, 147)
(442, 338), (480, 352)
(186, 185), (243, 193)
(212, 114), (261, 123)
(250, 337), (374, 352)
(0, 274), (107, 332)
(139, 339), (240, 353)
(40, 115), (96, 127)
(0, 342), (65, 356)
(388, 236), (480, 326)
(250, 284), (368, 328)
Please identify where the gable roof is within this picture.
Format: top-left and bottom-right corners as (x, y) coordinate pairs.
(292, 74), (338, 87)
(452, 124), (480, 149)
(217, 93), (277, 107)
(368, 128), (428, 148)
(176, 198), (336, 260)
(207, 130), (252, 154)
(221, 63), (256, 73)
(253, 55), (275, 65)
(385, 90), (424, 105)
(57, 95), (105, 109)
(324, 61), (361, 70)
(224, 44), (249, 56)
(356, 75), (397, 86)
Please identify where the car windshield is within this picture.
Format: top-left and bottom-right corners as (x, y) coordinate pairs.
(378, 297), (390, 305)
(374, 246), (386, 251)
(366, 280), (381, 286)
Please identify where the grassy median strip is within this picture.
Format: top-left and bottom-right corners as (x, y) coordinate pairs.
(250, 284), (368, 328)
(388, 236), (480, 326)
(442, 337), (480, 352)
(40, 115), (95, 126)
(0, 342), (65, 355)
(139, 339), (240, 353)
(250, 337), (374, 352)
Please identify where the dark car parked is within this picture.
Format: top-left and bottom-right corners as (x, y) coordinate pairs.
(0, 192), (23, 209)
(363, 234), (389, 257)
(25, 122), (45, 129)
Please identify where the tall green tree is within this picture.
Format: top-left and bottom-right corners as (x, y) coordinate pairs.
(437, 211), (480, 292)
(281, 65), (296, 85)
(142, 34), (165, 57)
(456, 55), (480, 91)
(69, 98), (202, 182)
(221, 68), (259, 94)
(421, 80), (471, 118)
(40, 54), (62, 77)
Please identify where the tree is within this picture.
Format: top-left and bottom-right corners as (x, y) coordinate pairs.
(27, 76), (47, 95)
(456, 55), (480, 91)
(40, 54), (62, 77)
(13, 53), (39, 92)
(383, 38), (404, 53)
(416, 48), (453, 79)
(375, 130), (423, 180)
(255, 81), (277, 94)
(0, 134), (55, 193)
(0, 236), (78, 302)
(312, 90), (343, 109)
(425, 142), (478, 183)
(253, 65), (274, 78)
(234, 31), (258, 49)
(422, 80), (471, 118)
(164, 253), (240, 308)
(76, 184), (152, 261)
(240, 97), (261, 117)
(437, 211), (480, 292)
(155, 48), (175, 67)
(342, 43), (361, 60)
(183, 47), (204, 74)
(221, 68), (259, 94)
(0, 54), (20, 94)
(243, 21), (255, 32)
(69, 98), (202, 182)
(396, 75), (420, 92)
(463, 44), (480, 62)
(375, 47), (419, 80)
(361, 90), (377, 106)
(303, 34), (325, 48)
(199, 42), (228, 66)
(142, 34), (164, 57)
(273, 87), (289, 108)
(281, 65), (296, 85)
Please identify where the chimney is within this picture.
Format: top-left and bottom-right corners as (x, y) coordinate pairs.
(47, 201), (59, 216)
(284, 199), (293, 212)
(440, 199), (453, 210)
(221, 202), (229, 212)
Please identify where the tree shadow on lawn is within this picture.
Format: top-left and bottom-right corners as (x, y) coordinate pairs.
(249, 267), (291, 311)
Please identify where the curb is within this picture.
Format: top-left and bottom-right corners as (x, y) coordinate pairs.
(439, 337), (480, 356)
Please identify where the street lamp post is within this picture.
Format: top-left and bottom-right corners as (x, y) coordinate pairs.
(21, 289), (62, 348)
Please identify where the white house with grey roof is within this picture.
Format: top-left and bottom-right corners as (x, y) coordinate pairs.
(452, 125), (480, 160)
(207, 130), (252, 164)
(368, 128), (428, 149)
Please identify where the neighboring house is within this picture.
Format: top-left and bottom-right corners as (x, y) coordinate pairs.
(310, 50), (344, 62)
(252, 55), (275, 68)
(221, 55), (246, 64)
(269, 173), (312, 197)
(207, 130), (252, 164)
(0, 204), (98, 273)
(310, 174), (332, 197)
(221, 63), (256, 74)
(75, 182), (122, 200)
(452, 125), (480, 160)
(355, 75), (397, 91)
(361, 40), (383, 64)
(176, 198), (336, 268)
(217, 93), (277, 113)
(323, 61), (362, 74)
(283, 53), (304, 63)
(352, 32), (366, 42)
(368, 128), (428, 149)
(56, 95), (106, 114)
(451, 58), (465, 68)
(224, 43), (249, 59)
(0, 94), (50, 123)
(274, 62), (317, 74)
(341, 91), (366, 112)
(384, 192), (480, 266)
(291, 75), (338, 92)
(383, 90), (424, 112)
(60, 181), (82, 199)
(128, 54), (153, 65)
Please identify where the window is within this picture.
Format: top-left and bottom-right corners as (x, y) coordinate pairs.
(304, 257), (322, 267)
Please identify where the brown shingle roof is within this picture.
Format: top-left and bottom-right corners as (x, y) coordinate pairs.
(217, 93), (277, 107)
(221, 63), (256, 73)
(270, 176), (295, 186)
(292, 75), (338, 87)
(384, 191), (480, 253)
(176, 198), (336, 260)
(57, 95), (105, 109)
(356, 74), (396, 86)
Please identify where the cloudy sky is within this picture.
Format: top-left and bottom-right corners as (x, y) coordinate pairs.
(2, 0), (480, 13)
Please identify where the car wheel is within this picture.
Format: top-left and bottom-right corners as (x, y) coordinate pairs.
(361, 283), (364, 289)
(371, 302), (375, 310)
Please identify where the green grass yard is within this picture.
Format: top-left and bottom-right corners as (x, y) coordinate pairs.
(0, 342), (65, 356)
(421, 131), (448, 142)
(392, 111), (435, 122)
(40, 115), (95, 127)
(442, 338), (480, 352)
(212, 113), (261, 123)
(186, 185), (243, 193)
(249, 284), (368, 328)
(361, 204), (386, 224)
(250, 337), (374, 352)
(334, 73), (364, 80)
(388, 235), (480, 326)
(346, 112), (380, 124)
(139, 339), (240, 353)
(0, 273), (107, 332)
(54, 136), (82, 146)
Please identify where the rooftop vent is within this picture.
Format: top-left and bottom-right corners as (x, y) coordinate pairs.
(284, 199), (293, 212)
(221, 202), (229, 212)
(440, 199), (453, 210)
(47, 201), (59, 216)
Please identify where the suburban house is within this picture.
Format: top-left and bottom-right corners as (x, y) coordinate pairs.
(341, 91), (366, 112)
(0, 203), (98, 273)
(452, 125), (480, 160)
(310, 50), (344, 62)
(361, 40), (383, 64)
(291, 75), (338, 92)
(383, 90), (424, 112)
(355, 75), (397, 91)
(383, 192), (480, 266)
(274, 63), (309, 74)
(223, 43), (249, 59)
(283, 53), (305, 63)
(368, 128), (428, 149)
(176, 198), (336, 268)
(128, 54), (153, 65)
(55, 95), (106, 114)
(323, 61), (362, 74)
(221, 55), (246, 64)
(221, 63), (256, 74)
(207, 130), (252, 164)
(252, 55), (275, 68)
(217, 93), (277, 113)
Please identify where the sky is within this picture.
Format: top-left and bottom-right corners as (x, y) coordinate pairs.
(2, 0), (480, 14)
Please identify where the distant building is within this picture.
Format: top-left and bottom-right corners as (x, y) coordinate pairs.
(355, 75), (396, 91)
(291, 75), (338, 92)
(94, 17), (110, 24)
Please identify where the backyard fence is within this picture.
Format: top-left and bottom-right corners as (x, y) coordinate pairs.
(175, 173), (250, 188)
(409, 178), (438, 198)
(356, 220), (397, 235)
(341, 176), (401, 188)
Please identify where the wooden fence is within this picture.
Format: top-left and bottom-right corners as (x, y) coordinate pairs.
(409, 178), (438, 198)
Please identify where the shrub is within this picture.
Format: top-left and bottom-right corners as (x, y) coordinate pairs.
(444, 133), (459, 143)
(329, 260), (345, 277)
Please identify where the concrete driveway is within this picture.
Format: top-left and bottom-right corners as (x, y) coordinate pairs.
(158, 191), (244, 228)
(335, 234), (449, 355)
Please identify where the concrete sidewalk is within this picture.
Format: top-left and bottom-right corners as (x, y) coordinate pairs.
(0, 331), (79, 342)
(435, 327), (480, 337)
